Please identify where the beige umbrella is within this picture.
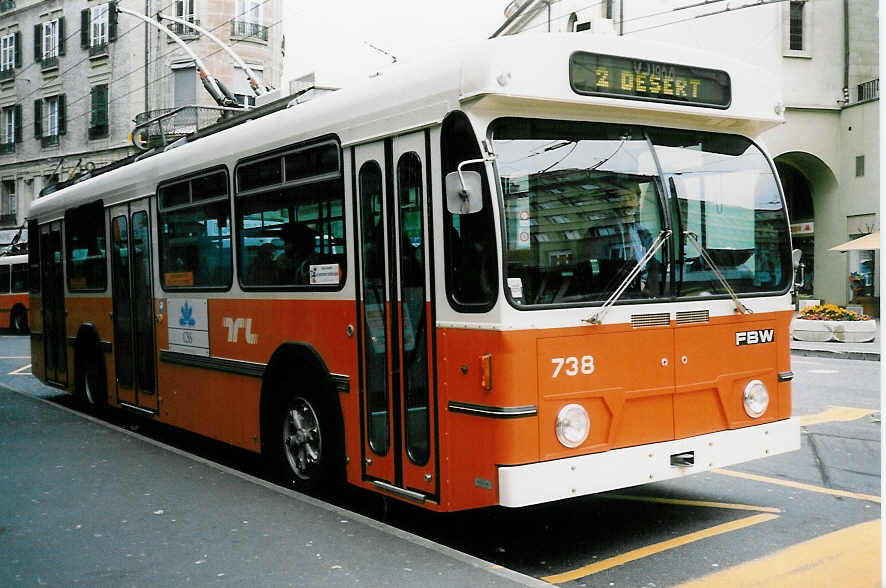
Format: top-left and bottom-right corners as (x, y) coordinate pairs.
(830, 231), (880, 251)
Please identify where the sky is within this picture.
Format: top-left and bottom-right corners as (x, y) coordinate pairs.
(281, 1), (507, 88)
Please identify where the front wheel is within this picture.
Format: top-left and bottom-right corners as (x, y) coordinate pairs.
(278, 393), (342, 493)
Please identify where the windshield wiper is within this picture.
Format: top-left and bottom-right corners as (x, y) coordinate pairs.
(583, 229), (672, 325)
(683, 231), (751, 314)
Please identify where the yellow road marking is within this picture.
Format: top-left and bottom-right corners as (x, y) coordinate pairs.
(541, 513), (779, 584)
(9, 363), (31, 375)
(713, 469), (881, 503)
(676, 518), (880, 587)
(607, 494), (781, 513)
(796, 406), (877, 427)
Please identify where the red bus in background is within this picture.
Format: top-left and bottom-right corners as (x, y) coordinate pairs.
(0, 254), (29, 332)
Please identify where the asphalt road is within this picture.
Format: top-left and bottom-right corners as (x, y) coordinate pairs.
(0, 333), (880, 586)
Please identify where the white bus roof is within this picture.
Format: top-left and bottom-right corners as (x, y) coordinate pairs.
(29, 33), (781, 222)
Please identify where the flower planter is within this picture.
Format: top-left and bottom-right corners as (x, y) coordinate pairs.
(791, 317), (877, 343)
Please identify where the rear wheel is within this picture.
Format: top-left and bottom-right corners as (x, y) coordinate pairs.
(10, 307), (27, 333)
(79, 356), (106, 412)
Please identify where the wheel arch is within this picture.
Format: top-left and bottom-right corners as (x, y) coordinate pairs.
(259, 341), (344, 457)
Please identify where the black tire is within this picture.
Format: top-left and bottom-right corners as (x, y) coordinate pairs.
(10, 307), (27, 333)
(79, 356), (106, 412)
(276, 390), (343, 493)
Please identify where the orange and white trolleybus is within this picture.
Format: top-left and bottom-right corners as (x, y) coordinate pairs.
(28, 34), (800, 511)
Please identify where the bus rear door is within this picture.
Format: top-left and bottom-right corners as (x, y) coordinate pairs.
(354, 132), (438, 503)
(40, 222), (66, 386)
(109, 200), (158, 412)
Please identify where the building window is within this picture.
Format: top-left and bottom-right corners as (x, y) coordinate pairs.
(89, 84), (109, 140)
(233, 65), (262, 107)
(43, 20), (58, 58)
(1, 180), (14, 224)
(91, 4), (108, 48)
(789, 1), (804, 50)
(1, 105), (17, 152)
(81, 4), (116, 53)
(35, 95), (65, 147)
(176, 0), (196, 21)
(233, 0), (267, 40)
(856, 155), (865, 177)
(36, 18), (64, 67)
(169, 0), (199, 36)
(0, 32), (19, 73)
(47, 97), (58, 137)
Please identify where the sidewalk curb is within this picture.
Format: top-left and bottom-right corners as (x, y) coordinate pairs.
(791, 348), (880, 362)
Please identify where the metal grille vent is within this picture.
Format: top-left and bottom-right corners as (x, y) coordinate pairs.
(631, 313), (670, 328)
(676, 310), (710, 324)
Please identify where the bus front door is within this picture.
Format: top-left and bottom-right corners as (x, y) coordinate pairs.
(40, 222), (67, 386)
(354, 133), (439, 503)
(109, 200), (158, 412)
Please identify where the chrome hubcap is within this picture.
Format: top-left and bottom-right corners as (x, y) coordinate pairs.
(283, 397), (322, 480)
(84, 371), (95, 405)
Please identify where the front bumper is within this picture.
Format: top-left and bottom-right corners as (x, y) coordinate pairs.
(498, 418), (801, 507)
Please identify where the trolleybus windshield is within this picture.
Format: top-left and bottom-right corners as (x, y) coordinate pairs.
(492, 118), (791, 307)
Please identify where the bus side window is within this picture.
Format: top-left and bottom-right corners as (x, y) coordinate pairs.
(12, 263), (27, 292)
(440, 111), (498, 311)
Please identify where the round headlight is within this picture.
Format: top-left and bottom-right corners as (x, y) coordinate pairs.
(743, 379), (769, 418)
(556, 403), (590, 448)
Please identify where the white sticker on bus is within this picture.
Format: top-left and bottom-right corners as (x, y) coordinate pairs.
(309, 263), (341, 285)
(167, 298), (209, 356)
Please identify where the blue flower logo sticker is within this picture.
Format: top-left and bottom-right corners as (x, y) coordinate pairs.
(179, 301), (196, 327)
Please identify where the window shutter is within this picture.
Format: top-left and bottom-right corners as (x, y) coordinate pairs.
(99, 85), (108, 127)
(57, 17), (65, 55)
(58, 94), (66, 135)
(33, 99), (41, 138)
(33, 24), (42, 63)
(109, 3), (118, 42)
(14, 104), (21, 143)
(90, 86), (98, 128)
(80, 9), (90, 49)
(13, 31), (20, 68)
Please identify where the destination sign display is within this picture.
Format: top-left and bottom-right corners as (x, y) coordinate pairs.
(570, 52), (731, 109)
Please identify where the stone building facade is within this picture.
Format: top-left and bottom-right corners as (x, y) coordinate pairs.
(0, 0), (282, 236)
(497, 0), (879, 308)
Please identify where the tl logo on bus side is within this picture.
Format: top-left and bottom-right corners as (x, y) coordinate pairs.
(735, 329), (774, 346)
(223, 317), (258, 344)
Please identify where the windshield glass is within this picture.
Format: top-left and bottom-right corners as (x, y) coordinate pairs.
(493, 118), (666, 306)
(492, 118), (791, 307)
(648, 128), (791, 297)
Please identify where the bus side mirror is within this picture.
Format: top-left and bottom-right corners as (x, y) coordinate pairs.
(792, 248), (805, 289)
(445, 170), (484, 215)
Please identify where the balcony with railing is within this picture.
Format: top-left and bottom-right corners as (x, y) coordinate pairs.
(857, 78), (879, 103)
(231, 20), (268, 42)
(0, 0), (15, 13)
(41, 134), (59, 148)
(41, 55), (59, 71)
(168, 19), (200, 39)
(0, 142), (13, 154)
(0, 213), (17, 227)
(0, 68), (13, 82)
(89, 43), (109, 58)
